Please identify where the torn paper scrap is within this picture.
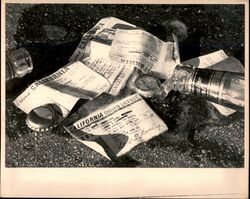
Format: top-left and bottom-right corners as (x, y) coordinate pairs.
(82, 55), (135, 96)
(172, 33), (181, 64)
(83, 55), (124, 85)
(69, 17), (136, 62)
(81, 41), (135, 96)
(109, 29), (179, 79)
(14, 61), (110, 117)
(108, 65), (135, 96)
(70, 17), (137, 96)
(182, 49), (228, 68)
(64, 94), (168, 159)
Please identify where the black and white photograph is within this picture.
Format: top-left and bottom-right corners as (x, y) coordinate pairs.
(1, 1), (249, 198)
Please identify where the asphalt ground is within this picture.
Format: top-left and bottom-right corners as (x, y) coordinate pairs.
(4, 4), (245, 167)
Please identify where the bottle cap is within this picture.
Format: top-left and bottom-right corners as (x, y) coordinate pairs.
(26, 104), (61, 132)
(133, 74), (161, 98)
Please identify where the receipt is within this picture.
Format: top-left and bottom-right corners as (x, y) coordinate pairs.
(14, 61), (110, 117)
(109, 29), (179, 79)
(81, 42), (135, 96)
(64, 94), (168, 159)
(83, 56), (124, 84)
(69, 17), (136, 62)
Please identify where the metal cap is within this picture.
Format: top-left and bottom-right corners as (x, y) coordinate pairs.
(133, 74), (161, 98)
(26, 104), (59, 132)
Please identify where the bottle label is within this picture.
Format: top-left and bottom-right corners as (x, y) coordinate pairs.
(190, 68), (225, 103)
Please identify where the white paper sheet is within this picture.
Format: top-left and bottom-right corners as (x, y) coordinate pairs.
(69, 17), (136, 61)
(109, 29), (179, 79)
(14, 61), (110, 117)
(65, 94), (168, 159)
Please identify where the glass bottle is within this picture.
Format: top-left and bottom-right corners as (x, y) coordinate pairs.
(6, 47), (33, 91)
(160, 64), (245, 112)
(6, 47), (33, 80)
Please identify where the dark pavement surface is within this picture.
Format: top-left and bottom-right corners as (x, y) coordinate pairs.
(5, 4), (245, 167)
